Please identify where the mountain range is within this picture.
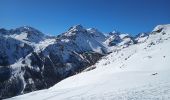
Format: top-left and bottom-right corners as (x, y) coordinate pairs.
(0, 24), (170, 99)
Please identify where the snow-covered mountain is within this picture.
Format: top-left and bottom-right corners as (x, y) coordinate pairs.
(0, 25), (108, 99)
(104, 31), (135, 47)
(6, 24), (170, 100)
(0, 35), (33, 65)
(1, 26), (47, 45)
(57, 25), (108, 54)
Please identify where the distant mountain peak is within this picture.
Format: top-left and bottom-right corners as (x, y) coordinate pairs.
(20, 25), (34, 30)
(68, 24), (86, 32)
(87, 28), (99, 32)
(0, 28), (8, 35)
(13, 26), (43, 35)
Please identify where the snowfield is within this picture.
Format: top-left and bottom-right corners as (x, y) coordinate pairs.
(7, 24), (170, 100)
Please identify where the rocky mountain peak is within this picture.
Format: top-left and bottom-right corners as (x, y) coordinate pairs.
(14, 26), (42, 35)
(5, 26), (46, 44)
(87, 28), (99, 33)
(0, 28), (8, 35)
(108, 30), (120, 36)
(68, 24), (86, 32)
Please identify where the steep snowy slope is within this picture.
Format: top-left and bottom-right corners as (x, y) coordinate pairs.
(8, 24), (170, 100)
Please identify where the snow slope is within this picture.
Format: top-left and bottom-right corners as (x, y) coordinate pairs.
(7, 24), (170, 100)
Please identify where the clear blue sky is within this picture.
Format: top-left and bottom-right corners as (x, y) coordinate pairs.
(0, 0), (170, 35)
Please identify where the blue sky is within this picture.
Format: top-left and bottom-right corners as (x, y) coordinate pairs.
(0, 0), (170, 35)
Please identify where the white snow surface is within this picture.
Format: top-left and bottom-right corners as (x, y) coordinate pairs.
(7, 24), (170, 100)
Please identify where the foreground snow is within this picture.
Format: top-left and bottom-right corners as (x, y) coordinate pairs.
(7, 25), (170, 100)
